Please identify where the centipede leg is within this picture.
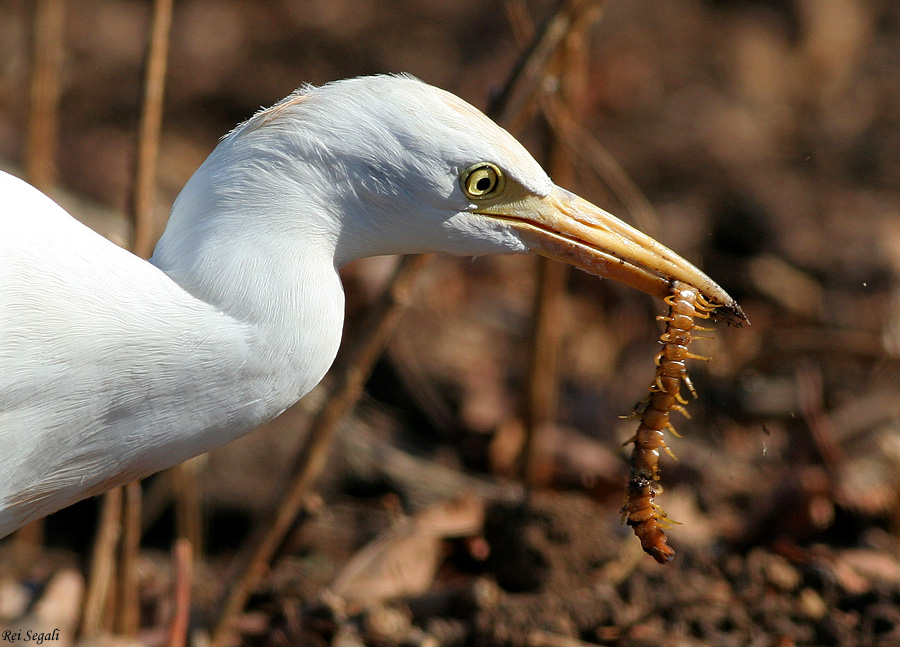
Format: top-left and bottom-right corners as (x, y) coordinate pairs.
(682, 374), (698, 399)
(671, 404), (691, 419)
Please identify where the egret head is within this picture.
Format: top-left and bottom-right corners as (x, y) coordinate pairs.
(165, 75), (745, 322)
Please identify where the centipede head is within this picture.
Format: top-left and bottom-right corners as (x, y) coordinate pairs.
(709, 298), (748, 327)
(676, 279), (749, 327)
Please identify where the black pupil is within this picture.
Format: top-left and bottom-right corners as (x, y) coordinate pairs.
(475, 176), (492, 192)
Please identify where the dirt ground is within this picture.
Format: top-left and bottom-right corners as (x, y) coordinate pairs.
(1, 1), (899, 646)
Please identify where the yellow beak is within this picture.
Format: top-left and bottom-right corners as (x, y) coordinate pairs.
(477, 186), (747, 324)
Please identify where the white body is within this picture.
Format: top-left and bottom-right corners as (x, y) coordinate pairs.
(0, 171), (344, 534)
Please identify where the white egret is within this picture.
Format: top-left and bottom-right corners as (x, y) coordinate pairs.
(0, 74), (744, 538)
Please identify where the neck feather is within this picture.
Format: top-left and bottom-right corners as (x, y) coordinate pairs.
(151, 140), (348, 418)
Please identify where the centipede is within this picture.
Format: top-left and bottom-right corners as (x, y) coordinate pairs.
(621, 280), (716, 563)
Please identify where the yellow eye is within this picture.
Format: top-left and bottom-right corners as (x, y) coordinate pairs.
(461, 163), (504, 199)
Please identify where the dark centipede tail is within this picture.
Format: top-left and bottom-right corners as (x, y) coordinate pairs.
(622, 280), (711, 564)
(624, 476), (675, 563)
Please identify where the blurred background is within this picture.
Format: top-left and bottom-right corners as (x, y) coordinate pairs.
(1, 0), (900, 646)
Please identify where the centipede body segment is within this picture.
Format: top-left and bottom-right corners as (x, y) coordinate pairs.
(621, 280), (716, 563)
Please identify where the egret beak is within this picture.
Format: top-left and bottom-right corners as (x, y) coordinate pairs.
(478, 186), (747, 325)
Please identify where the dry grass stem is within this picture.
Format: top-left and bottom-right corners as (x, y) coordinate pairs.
(503, 0), (535, 45)
(523, 257), (569, 486)
(26, 0), (65, 193)
(520, 0), (604, 487)
(81, 486), (123, 637)
(489, 0), (603, 126)
(168, 538), (193, 647)
(131, 0), (174, 260)
(116, 480), (142, 637)
(173, 460), (203, 556)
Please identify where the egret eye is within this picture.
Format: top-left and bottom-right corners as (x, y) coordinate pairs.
(461, 163), (504, 199)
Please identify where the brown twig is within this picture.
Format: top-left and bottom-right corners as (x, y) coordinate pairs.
(116, 481), (142, 637)
(489, 0), (600, 127)
(81, 486), (123, 638)
(173, 459), (203, 556)
(168, 538), (193, 647)
(131, 0), (174, 260)
(520, 0), (605, 487)
(26, 0), (65, 193)
(522, 257), (569, 487)
(503, 0), (535, 45)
